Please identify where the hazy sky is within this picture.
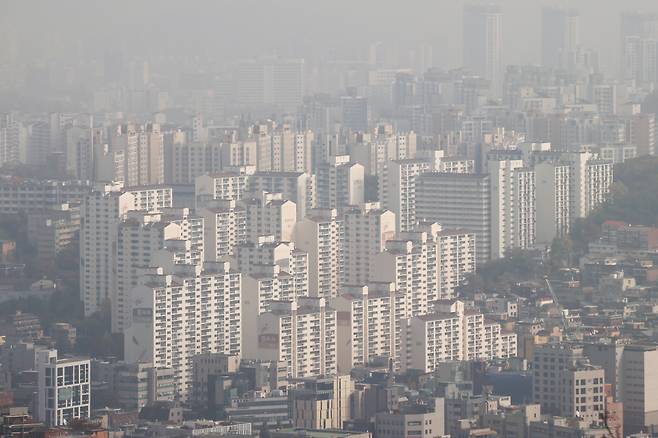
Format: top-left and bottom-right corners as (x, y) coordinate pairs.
(3, 0), (658, 74)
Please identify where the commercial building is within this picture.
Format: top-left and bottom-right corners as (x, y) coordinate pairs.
(289, 375), (353, 429)
(416, 173), (490, 264)
(532, 344), (606, 427)
(0, 177), (90, 215)
(374, 398), (445, 438)
(463, 4), (503, 95)
(37, 351), (91, 427)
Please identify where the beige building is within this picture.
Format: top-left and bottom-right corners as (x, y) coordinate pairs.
(190, 353), (239, 409)
(115, 362), (175, 410)
(481, 404), (540, 438)
(290, 375), (354, 430)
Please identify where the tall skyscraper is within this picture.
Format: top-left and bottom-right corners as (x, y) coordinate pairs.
(463, 4), (503, 96)
(541, 7), (580, 69)
(620, 12), (658, 83)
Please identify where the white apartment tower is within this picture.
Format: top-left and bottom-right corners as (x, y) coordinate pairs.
(198, 199), (247, 262)
(402, 300), (517, 373)
(113, 209), (204, 333)
(252, 298), (336, 379)
(195, 171), (252, 205)
(343, 203), (396, 286)
(80, 184), (173, 316)
(293, 209), (344, 299)
(244, 191), (297, 243)
(249, 171), (316, 218)
(535, 161), (571, 244)
(124, 258), (242, 400)
(380, 159), (430, 233)
(316, 155), (365, 210)
(331, 283), (397, 373)
(488, 158), (536, 259)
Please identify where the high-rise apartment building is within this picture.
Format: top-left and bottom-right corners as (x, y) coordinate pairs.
(380, 159), (430, 233)
(535, 161), (571, 244)
(113, 209), (204, 333)
(249, 171), (316, 218)
(80, 184), (173, 316)
(343, 203), (396, 286)
(293, 209), (344, 299)
(244, 191), (297, 243)
(620, 12), (658, 84)
(106, 124), (164, 187)
(0, 113), (26, 166)
(195, 171), (251, 205)
(402, 300), (516, 372)
(124, 258), (242, 400)
(488, 158), (536, 259)
(331, 283), (396, 372)
(316, 156), (365, 210)
(463, 4), (503, 95)
(341, 96), (369, 132)
(251, 298), (337, 379)
(416, 173), (490, 264)
(198, 199), (247, 262)
(435, 227), (477, 300)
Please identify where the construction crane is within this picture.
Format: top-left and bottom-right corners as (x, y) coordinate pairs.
(544, 277), (572, 338)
